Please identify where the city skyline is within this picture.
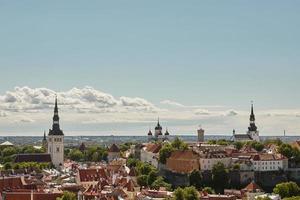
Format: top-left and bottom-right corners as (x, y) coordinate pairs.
(0, 1), (300, 135)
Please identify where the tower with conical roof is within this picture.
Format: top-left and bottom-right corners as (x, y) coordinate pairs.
(47, 96), (64, 168)
(247, 102), (259, 141)
(42, 130), (47, 150)
(154, 118), (163, 140)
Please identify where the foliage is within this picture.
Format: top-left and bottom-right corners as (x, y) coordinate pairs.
(2, 147), (17, 157)
(81, 145), (108, 162)
(147, 170), (158, 186)
(56, 191), (77, 200)
(137, 175), (148, 187)
(216, 139), (231, 146)
(202, 187), (214, 194)
(212, 162), (229, 193)
(136, 162), (156, 175)
(232, 163), (240, 170)
(256, 196), (272, 200)
(151, 176), (171, 190)
(159, 143), (174, 164)
(273, 182), (300, 198)
(173, 187), (185, 200)
(189, 170), (202, 189)
(234, 141), (244, 150)
(119, 142), (133, 152)
(68, 149), (84, 162)
(3, 162), (12, 170)
(173, 186), (199, 200)
(283, 196), (300, 200)
(171, 137), (188, 150)
(127, 158), (139, 168)
(250, 141), (264, 152)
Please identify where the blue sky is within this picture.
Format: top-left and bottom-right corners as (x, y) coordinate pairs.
(0, 1), (300, 135)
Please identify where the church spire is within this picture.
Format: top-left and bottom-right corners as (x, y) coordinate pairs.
(248, 101), (257, 132)
(49, 96), (64, 135)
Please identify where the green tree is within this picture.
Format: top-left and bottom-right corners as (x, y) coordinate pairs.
(68, 149), (84, 161)
(2, 147), (17, 157)
(56, 191), (76, 200)
(172, 137), (188, 150)
(273, 182), (300, 198)
(212, 162), (229, 193)
(151, 176), (171, 190)
(3, 162), (12, 170)
(159, 143), (174, 164)
(183, 186), (199, 200)
(278, 144), (294, 158)
(127, 158), (139, 168)
(234, 141), (244, 150)
(173, 187), (185, 200)
(137, 175), (148, 187)
(202, 187), (214, 194)
(250, 141), (264, 152)
(189, 170), (202, 189)
(283, 196), (300, 200)
(147, 170), (158, 186)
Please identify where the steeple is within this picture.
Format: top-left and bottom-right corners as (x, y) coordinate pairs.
(49, 96), (64, 135)
(248, 102), (257, 132)
(43, 130), (46, 141)
(250, 101), (255, 122)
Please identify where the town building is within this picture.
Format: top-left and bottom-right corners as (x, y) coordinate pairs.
(233, 103), (260, 142)
(197, 127), (205, 142)
(107, 143), (121, 162)
(199, 150), (231, 171)
(251, 153), (288, 171)
(47, 97), (64, 168)
(140, 143), (161, 168)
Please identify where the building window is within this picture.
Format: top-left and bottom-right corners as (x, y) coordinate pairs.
(56, 147), (60, 152)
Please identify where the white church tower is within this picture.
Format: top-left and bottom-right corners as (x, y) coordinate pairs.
(47, 97), (64, 168)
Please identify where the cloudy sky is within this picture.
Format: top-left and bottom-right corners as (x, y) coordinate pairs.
(0, 1), (300, 136)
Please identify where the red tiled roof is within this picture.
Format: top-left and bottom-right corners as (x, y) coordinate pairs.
(78, 168), (108, 182)
(3, 192), (62, 200)
(14, 154), (52, 163)
(251, 153), (285, 161)
(145, 143), (162, 153)
(243, 181), (263, 192)
(0, 177), (25, 192)
(166, 150), (199, 173)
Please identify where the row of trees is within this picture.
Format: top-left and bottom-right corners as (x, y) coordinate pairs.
(172, 186), (199, 200)
(66, 145), (108, 162)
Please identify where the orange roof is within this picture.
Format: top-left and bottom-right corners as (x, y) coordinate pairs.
(78, 168), (108, 182)
(243, 181), (263, 192)
(145, 143), (162, 153)
(166, 150), (199, 173)
(0, 177), (25, 192)
(3, 192), (62, 200)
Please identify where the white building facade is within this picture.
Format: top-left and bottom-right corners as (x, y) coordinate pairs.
(47, 97), (64, 168)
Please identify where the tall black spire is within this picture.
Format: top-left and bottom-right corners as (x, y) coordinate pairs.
(49, 96), (64, 135)
(248, 102), (257, 132)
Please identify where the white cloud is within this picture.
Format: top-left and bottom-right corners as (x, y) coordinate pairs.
(224, 110), (238, 116)
(194, 109), (210, 115)
(0, 111), (8, 117)
(160, 100), (185, 107)
(0, 86), (300, 136)
(0, 86), (159, 114)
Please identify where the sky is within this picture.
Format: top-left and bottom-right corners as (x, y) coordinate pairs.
(0, 1), (300, 136)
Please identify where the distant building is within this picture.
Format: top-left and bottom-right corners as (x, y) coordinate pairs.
(0, 141), (14, 147)
(47, 97), (64, 168)
(233, 103), (260, 142)
(166, 150), (200, 174)
(197, 127), (205, 142)
(148, 118), (170, 141)
(251, 153), (288, 171)
(42, 131), (47, 149)
(108, 144), (121, 162)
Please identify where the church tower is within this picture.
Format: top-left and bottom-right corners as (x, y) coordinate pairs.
(154, 118), (163, 140)
(42, 130), (47, 150)
(47, 97), (64, 168)
(247, 102), (260, 141)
